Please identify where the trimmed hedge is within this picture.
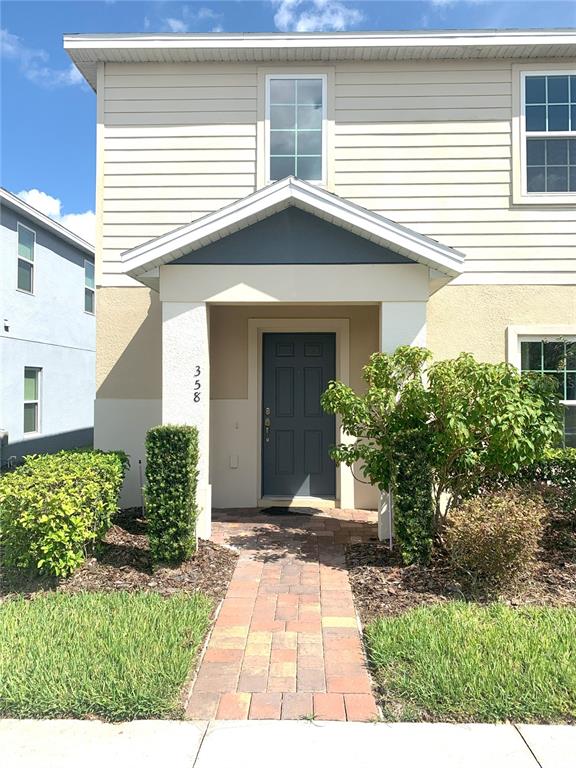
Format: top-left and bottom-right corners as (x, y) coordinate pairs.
(393, 429), (434, 565)
(0, 450), (128, 577)
(482, 448), (576, 519)
(145, 425), (199, 564)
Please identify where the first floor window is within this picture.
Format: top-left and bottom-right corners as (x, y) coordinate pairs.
(84, 258), (95, 313)
(24, 367), (41, 434)
(17, 223), (35, 293)
(267, 75), (325, 183)
(520, 338), (576, 447)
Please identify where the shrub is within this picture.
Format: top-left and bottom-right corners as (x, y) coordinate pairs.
(322, 347), (561, 535)
(393, 429), (434, 565)
(0, 450), (128, 577)
(145, 425), (199, 564)
(485, 448), (576, 521)
(445, 489), (546, 593)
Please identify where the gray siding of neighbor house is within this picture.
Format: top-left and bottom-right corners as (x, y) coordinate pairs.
(171, 206), (416, 265)
(0, 202), (96, 462)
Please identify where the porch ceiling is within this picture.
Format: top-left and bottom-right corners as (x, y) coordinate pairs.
(120, 176), (465, 286)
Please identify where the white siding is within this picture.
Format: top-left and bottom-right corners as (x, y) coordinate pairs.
(101, 59), (576, 284)
(101, 63), (258, 276)
(333, 62), (576, 279)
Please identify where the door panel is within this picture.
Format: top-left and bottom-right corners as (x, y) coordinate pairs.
(262, 332), (336, 497)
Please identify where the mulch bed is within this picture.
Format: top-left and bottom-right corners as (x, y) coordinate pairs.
(346, 506), (576, 625)
(1, 508), (238, 603)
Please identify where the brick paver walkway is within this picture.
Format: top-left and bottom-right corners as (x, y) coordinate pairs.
(186, 508), (380, 722)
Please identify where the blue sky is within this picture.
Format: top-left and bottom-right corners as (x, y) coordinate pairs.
(1, 0), (575, 243)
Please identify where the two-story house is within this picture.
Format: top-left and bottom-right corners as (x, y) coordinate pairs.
(0, 188), (96, 463)
(64, 29), (576, 537)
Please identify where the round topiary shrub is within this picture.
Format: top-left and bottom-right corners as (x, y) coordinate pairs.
(444, 489), (546, 593)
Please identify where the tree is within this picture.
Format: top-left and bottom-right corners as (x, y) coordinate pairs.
(321, 347), (562, 535)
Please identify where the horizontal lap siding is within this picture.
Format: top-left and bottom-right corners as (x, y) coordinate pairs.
(334, 63), (576, 276)
(102, 64), (258, 274)
(101, 61), (576, 281)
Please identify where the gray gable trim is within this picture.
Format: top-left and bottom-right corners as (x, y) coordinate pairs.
(171, 207), (415, 266)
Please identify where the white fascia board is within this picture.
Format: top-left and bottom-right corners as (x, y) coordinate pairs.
(121, 177), (464, 280)
(63, 29), (576, 53)
(0, 188), (95, 256)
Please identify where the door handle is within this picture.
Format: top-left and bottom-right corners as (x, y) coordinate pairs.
(264, 409), (271, 443)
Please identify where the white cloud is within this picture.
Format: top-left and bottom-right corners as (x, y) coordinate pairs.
(17, 189), (95, 245)
(1, 28), (85, 89)
(273, 0), (363, 33)
(164, 18), (189, 32)
(158, 6), (224, 34)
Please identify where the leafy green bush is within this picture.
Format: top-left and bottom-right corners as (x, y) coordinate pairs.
(483, 448), (576, 520)
(0, 450), (128, 577)
(393, 429), (434, 565)
(322, 347), (561, 538)
(145, 425), (199, 564)
(445, 489), (546, 592)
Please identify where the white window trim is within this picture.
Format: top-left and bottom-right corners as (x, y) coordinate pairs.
(16, 222), (35, 294)
(264, 72), (328, 187)
(512, 64), (576, 205)
(84, 257), (95, 314)
(23, 367), (42, 436)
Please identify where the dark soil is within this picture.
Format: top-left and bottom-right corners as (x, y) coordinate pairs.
(1, 508), (238, 603)
(347, 505), (576, 625)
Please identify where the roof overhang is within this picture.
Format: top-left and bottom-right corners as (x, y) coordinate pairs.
(121, 176), (465, 288)
(0, 188), (94, 255)
(64, 28), (576, 90)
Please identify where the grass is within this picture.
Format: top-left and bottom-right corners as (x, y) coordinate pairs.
(365, 602), (576, 723)
(0, 591), (212, 720)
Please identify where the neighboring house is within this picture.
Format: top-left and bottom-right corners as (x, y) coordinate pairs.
(65, 29), (576, 538)
(0, 188), (96, 464)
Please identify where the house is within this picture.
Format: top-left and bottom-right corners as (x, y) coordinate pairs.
(0, 188), (96, 463)
(64, 29), (576, 538)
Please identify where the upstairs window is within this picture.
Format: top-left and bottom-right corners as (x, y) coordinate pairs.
(521, 338), (576, 448)
(24, 367), (41, 434)
(524, 73), (576, 194)
(17, 223), (35, 293)
(267, 75), (326, 183)
(84, 259), (95, 314)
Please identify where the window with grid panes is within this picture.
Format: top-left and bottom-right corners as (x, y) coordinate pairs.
(268, 77), (325, 182)
(524, 73), (576, 193)
(520, 338), (576, 447)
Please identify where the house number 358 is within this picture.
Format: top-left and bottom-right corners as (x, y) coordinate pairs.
(194, 365), (201, 403)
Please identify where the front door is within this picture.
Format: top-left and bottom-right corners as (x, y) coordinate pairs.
(262, 332), (336, 498)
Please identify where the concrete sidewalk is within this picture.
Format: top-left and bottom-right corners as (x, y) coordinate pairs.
(1, 719), (574, 768)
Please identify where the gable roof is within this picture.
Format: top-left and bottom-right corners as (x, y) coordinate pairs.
(0, 188), (94, 256)
(64, 29), (576, 90)
(121, 176), (465, 284)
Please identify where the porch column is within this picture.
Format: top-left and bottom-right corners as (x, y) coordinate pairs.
(378, 301), (427, 541)
(162, 301), (211, 540)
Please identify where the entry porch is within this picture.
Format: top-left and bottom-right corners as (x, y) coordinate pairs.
(119, 177), (465, 538)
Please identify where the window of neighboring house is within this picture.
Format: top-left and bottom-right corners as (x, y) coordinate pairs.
(17, 223), (35, 293)
(267, 75), (326, 183)
(24, 367), (41, 434)
(520, 338), (576, 448)
(84, 259), (95, 314)
(523, 72), (576, 194)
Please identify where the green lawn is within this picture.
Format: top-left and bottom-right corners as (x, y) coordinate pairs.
(0, 591), (212, 720)
(366, 603), (576, 723)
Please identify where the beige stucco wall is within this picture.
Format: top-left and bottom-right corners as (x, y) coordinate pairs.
(209, 304), (379, 400)
(428, 284), (576, 363)
(96, 286), (162, 399)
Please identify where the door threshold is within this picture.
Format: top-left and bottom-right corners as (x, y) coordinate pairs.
(258, 497), (337, 510)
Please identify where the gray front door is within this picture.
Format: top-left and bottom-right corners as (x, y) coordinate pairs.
(262, 333), (336, 497)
